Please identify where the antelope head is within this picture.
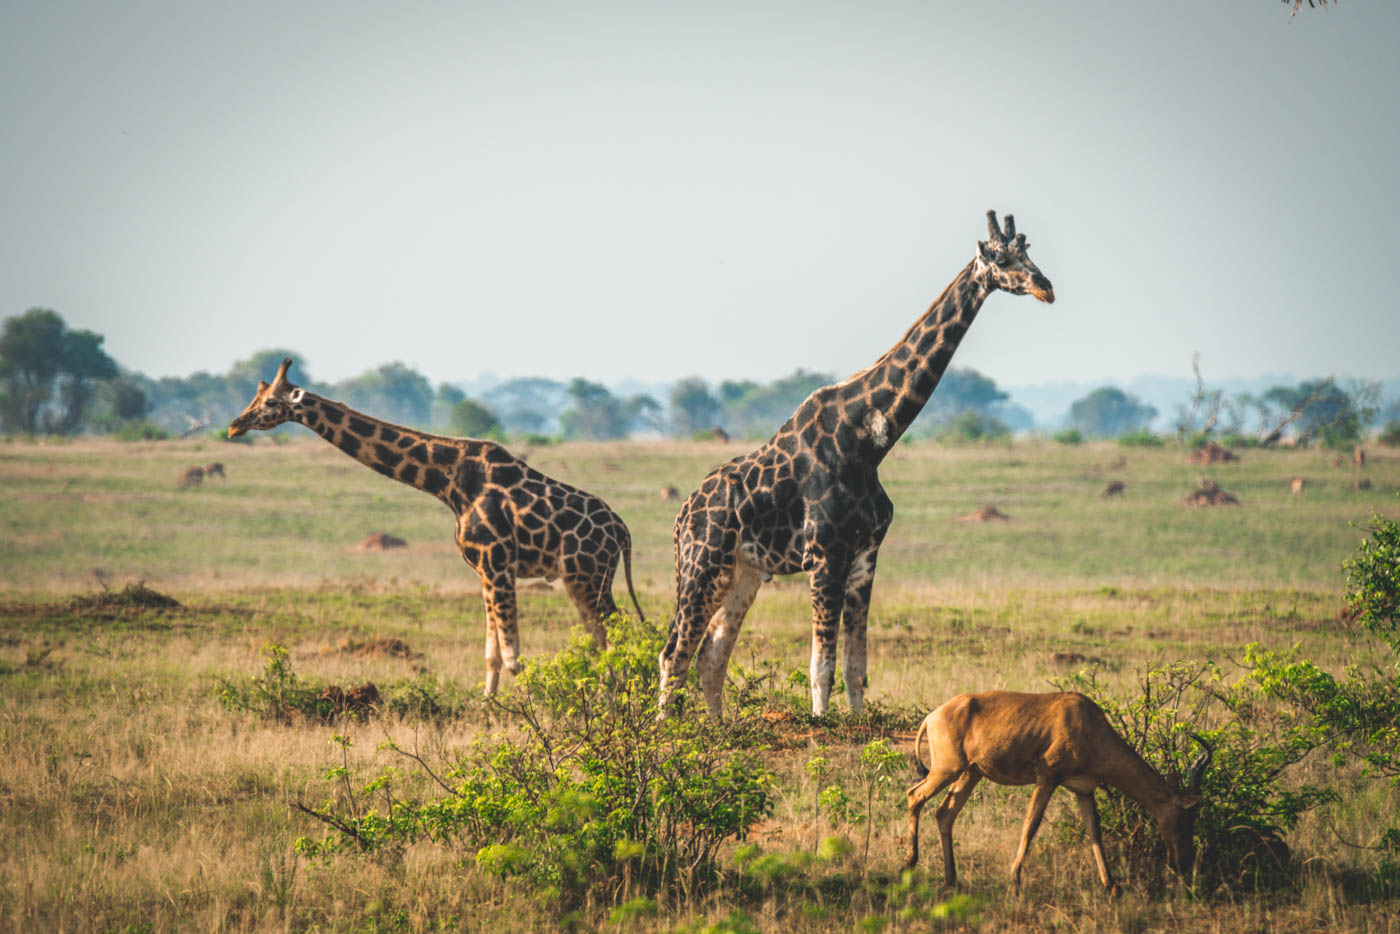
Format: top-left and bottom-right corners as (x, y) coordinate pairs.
(1160, 733), (1213, 876)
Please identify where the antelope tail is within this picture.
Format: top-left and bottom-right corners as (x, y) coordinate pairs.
(909, 717), (931, 781)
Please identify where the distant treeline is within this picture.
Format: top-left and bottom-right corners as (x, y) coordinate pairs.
(1, 307), (1395, 447)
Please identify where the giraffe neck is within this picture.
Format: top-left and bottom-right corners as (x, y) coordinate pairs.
(846, 260), (992, 458)
(294, 392), (464, 506)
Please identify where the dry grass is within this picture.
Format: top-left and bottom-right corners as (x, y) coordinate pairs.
(1, 437), (1398, 930)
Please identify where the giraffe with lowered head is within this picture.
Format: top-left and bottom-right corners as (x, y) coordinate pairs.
(659, 212), (1054, 718)
(229, 359), (644, 695)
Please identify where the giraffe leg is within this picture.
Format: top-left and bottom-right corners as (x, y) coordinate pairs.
(807, 559), (850, 717)
(479, 569), (520, 695)
(696, 564), (763, 718)
(935, 771), (982, 886)
(840, 547), (880, 716)
(659, 560), (733, 717)
(563, 574), (611, 647)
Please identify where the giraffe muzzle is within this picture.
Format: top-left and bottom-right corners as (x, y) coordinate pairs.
(1031, 286), (1055, 304)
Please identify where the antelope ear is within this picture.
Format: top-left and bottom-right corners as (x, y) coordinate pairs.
(289, 388), (306, 404)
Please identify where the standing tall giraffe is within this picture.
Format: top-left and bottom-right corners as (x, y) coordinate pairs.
(229, 359), (644, 695)
(659, 212), (1054, 718)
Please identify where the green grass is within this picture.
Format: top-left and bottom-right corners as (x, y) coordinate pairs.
(1, 436), (1398, 931)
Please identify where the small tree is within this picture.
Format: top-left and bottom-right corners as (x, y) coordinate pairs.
(0, 308), (119, 434)
(1068, 386), (1158, 439)
(450, 398), (502, 438)
(561, 378), (629, 440)
(669, 377), (722, 437)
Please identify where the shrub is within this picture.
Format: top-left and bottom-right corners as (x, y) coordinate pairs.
(1051, 662), (1335, 890)
(1052, 427), (1084, 445)
(112, 419), (170, 441)
(933, 410), (1010, 444)
(1344, 509), (1400, 653)
(1247, 504), (1400, 787)
(1116, 428), (1164, 447)
(1380, 420), (1400, 448)
(294, 616), (777, 907)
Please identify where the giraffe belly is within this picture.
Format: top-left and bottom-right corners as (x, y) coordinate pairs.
(738, 539), (802, 577)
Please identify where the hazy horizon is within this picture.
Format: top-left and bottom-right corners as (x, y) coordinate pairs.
(4, 1), (1397, 391)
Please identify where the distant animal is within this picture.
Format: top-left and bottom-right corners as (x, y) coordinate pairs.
(204, 462), (226, 479)
(1354, 446), (1366, 469)
(178, 466), (205, 487)
(1333, 454), (1345, 468)
(660, 484), (680, 502)
(1290, 476), (1306, 495)
(711, 426), (730, 443)
(906, 691), (1213, 891)
(1100, 480), (1126, 498)
(1355, 477), (1373, 490)
(229, 357), (646, 697)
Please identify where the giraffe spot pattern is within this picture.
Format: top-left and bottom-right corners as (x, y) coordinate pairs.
(661, 236), (1049, 717)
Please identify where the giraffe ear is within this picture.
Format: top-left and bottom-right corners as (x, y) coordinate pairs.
(289, 388), (306, 405)
(977, 241), (996, 261)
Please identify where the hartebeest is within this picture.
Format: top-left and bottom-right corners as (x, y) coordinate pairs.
(905, 691), (1212, 891)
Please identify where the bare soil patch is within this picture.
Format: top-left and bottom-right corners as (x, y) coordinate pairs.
(955, 505), (1011, 522)
(69, 582), (182, 612)
(1184, 478), (1240, 506)
(316, 682), (382, 721)
(1187, 441), (1239, 464)
(356, 531), (407, 550)
(335, 635), (422, 660)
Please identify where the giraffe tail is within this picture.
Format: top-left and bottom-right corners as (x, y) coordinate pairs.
(622, 533), (646, 623)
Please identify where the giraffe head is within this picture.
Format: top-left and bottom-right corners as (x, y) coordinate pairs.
(228, 357), (308, 438)
(974, 210), (1054, 304)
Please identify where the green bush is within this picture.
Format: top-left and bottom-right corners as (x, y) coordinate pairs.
(1247, 505), (1400, 790)
(933, 410), (1010, 444)
(1345, 509), (1400, 653)
(294, 616), (776, 907)
(217, 643), (475, 724)
(1380, 420), (1400, 448)
(111, 419), (170, 441)
(1052, 662), (1335, 890)
(1116, 429), (1164, 447)
(1052, 427), (1084, 445)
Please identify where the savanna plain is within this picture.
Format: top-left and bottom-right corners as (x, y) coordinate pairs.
(2, 436), (1398, 932)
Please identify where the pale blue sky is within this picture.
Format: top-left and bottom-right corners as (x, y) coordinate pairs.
(2, 1), (1395, 389)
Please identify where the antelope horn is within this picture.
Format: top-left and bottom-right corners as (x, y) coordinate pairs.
(1186, 733), (1214, 793)
(272, 357), (294, 387)
(986, 210), (1006, 246)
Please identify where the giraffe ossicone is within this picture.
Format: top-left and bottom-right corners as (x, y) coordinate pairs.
(229, 357), (645, 696)
(659, 210), (1055, 719)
